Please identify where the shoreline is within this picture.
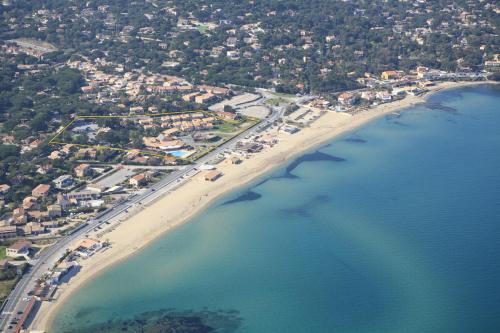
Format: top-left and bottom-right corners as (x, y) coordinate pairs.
(33, 80), (494, 332)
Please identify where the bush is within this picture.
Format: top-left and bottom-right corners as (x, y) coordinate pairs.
(488, 72), (500, 81)
(0, 267), (16, 281)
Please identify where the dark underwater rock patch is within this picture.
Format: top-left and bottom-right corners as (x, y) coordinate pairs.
(420, 101), (458, 113)
(280, 151), (346, 179)
(222, 190), (262, 206)
(280, 194), (331, 218)
(391, 120), (410, 127)
(343, 137), (367, 144)
(64, 308), (242, 333)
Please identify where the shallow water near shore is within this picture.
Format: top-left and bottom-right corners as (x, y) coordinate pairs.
(52, 85), (500, 333)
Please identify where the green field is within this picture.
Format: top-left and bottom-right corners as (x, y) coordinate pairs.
(216, 122), (241, 133)
(0, 246), (18, 304)
(266, 97), (288, 106)
(0, 246), (6, 260)
(271, 91), (296, 98)
(0, 277), (18, 303)
(197, 24), (209, 33)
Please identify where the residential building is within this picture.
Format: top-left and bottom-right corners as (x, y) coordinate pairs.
(162, 127), (180, 137)
(195, 92), (215, 104)
(23, 222), (45, 236)
(36, 164), (53, 175)
(237, 142), (263, 153)
(381, 70), (403, 80)
(361, 91), (376, 101)
(0, 226), (17, 239)
(204, 170), (222, 181)
(163, 155), (178, 165)
(281, 125), (300, 134)
(47, 204), (62, 218)
(66, 191), (99, 201)
(0, 184), (11, 195)
(53, 175), (74, 189)
(76, 148), (97, 159)
(12, 208), (28, 224)
(182, 92), (199, 102)
(49, 260), (79, 285)
(129, 173), (147, 187)
(74, 163), (91, 178)
(6, 240), (32, 257)
(56, 193), (71, 211)
(215, 111), (238, 120)
(129, 106), (144, 113)
(27, 210), (48, 221)
(230, 156), (242, 164)
(32, 184), (51, 198)
(71, 238), (103, 258)
(42, 220), (62, 228)
(143, 136), (184, 150)
(417, 81), (434, 88)
(484, 60), (500, 69)
(376, 91), (392, 101)
(87, 183), (107, 194)
(337, 92), (356, 106)
(22, 197), (38, 211)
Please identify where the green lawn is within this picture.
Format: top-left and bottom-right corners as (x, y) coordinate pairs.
(271, 91), (296, 98)
(216, 118), (251, 133)
(0, 247), (18, 303)
(0, 246), (6, 260)
(216, 122), (240, 133)
(0, 278), (19, 303)
(197, 25), (209, 33)
(266, 97), (287, 106)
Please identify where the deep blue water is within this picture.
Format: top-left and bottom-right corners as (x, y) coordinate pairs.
(52, 85), (500, 333)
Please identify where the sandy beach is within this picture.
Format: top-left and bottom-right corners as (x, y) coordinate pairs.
(32, 80), (493, 331)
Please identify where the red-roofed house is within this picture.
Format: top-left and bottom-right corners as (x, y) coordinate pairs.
(381, 70), (403, 80)
(74, 163), (92, 178)
(6, 240), (32, 258)
(129, 174), (147, 187)
(338, 92), (357, 106)
(0, 184), (10, 195)
(32, 184), (51, 198)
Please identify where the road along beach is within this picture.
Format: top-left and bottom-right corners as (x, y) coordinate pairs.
(32, 80), (493, 331)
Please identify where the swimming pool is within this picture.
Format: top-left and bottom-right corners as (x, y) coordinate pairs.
(168, 150), (191, 158)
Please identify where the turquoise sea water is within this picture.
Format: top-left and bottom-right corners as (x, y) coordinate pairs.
(52, 85), (500, 333)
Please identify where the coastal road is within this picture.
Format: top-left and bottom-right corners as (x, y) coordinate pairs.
(0, 97), (285, 332)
